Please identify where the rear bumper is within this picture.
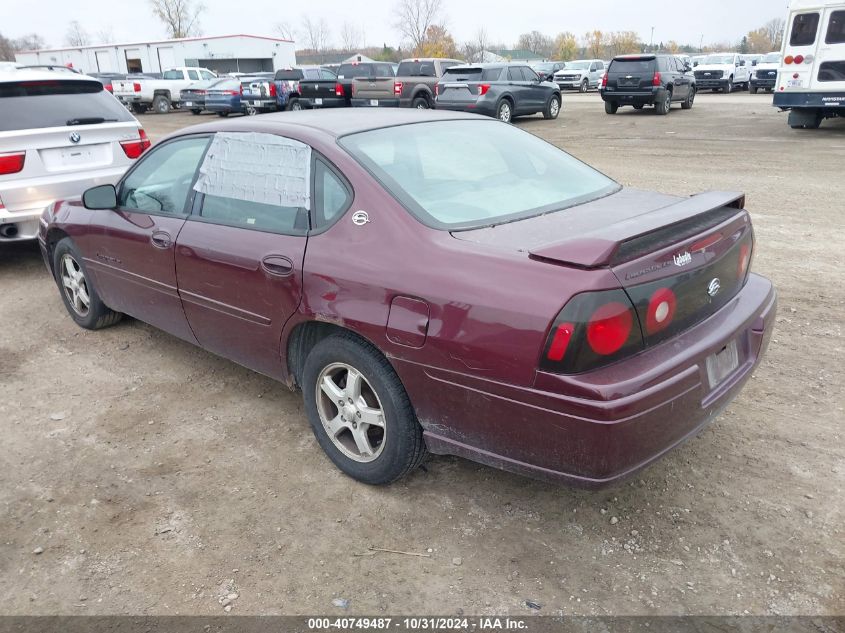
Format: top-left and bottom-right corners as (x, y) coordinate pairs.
(397, 273), (777, 487)
(304, 97), (346, 109)
(601, 87), (659, 105)
(773, 91), (845, 109)
(351, 98), (400, 107)
(1, 165), (128, 242)
(435, 101), (497, 117)
(556, 80), (585, 90)
(243, 98), (277, 110)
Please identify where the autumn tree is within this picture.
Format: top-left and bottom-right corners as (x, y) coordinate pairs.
(393, 0), (443, 55)
(763, 17), (786, 50)
(584, 30), (606, 59)
(553, 32), (578, 60)
(665, 40), (680, 54)
(65, 21), (89, 47)
(607, 31), (640, 57)
(746, 28), (771, 53)
(421, 24), (457, 58)
(149, 0), (204, 38)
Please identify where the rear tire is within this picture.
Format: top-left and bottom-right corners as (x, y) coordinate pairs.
(190, 108), (202, 115)
(133, 104), (148, 114)
(287, 98), (303, 111)
(53, 238), (122, 331)
(604, 100), (619, 114)
(749, 86), (758, 94)
(681, 86), (695, 110)
(217, 111), (229, 117)
(412, 96), (430, 109)
(302, 332), (426, 485)
(543, 94), (561, 120)
(152, 95), (170, 114)
(655, 90), (671, 115)
(496, 99), (513, 123)
(633, 104), (644, 110)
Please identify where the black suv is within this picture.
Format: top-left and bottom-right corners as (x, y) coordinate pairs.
(600, 54), (696, 115)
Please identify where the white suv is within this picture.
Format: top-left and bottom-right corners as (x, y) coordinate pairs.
(0, 70), (149, 241)
(553, 60), (606, 92)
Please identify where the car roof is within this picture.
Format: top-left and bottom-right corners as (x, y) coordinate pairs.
(0, 69), (102, 84)
(173, 108), (486, 141)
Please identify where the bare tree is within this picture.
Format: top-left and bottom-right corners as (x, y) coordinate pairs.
(65, 21), (90, 47)
(95, 26), (115, 43)
(763, 17), (786, 50)
(516, 31), (553, 57)
(149, 0), (204, 38)
(462, 27), (488, 62)
(0, 33), (15, 61)
(275, 21), (296, 41)
(393, 0), (443, 54)
(1, 32), (47, 59)
(301, 16), (331, 54)
(340, 21), (363, 52)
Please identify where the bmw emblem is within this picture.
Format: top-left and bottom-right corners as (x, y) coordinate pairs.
(707, 278), (721, 298)
(69, 132), (81, 144)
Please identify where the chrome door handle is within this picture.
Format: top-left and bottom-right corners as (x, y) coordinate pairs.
(151, 230), (172, 249)
(261, 255), (294, 277)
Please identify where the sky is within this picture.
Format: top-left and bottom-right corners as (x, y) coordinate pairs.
(5, 0), (790, 51)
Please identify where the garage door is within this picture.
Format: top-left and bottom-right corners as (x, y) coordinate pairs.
(95, 50), (114, 72)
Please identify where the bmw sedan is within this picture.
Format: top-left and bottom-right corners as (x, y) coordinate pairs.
(38, 110), (776, 486)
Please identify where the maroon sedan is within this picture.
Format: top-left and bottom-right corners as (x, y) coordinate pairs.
(38, 110), (776, 486)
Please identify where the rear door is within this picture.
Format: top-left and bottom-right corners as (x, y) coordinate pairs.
(520, 66), (548, 109)
(506, 66), (530, 112)
(174, 132), (311, 379)
(607, 58), (655, 92)
(813, 8), (845, 93)
(89, 135), (211, 343)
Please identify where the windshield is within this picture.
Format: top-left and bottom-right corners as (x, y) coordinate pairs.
(704, 55), (735, 65)
(762, 53), (781, 63)
(564, 61), (591, 70)
(340, 120), (618, 230)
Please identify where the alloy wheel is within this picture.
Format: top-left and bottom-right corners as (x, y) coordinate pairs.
(60, 254), (90, 317)
(550, 98), (560, 118)
(316, 362), (386, 463)
(498, 102), (511, 122)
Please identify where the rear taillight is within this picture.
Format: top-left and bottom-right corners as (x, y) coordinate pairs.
(120, 129), (151, 159)
(478, 83), (491, 96)
(652, 71), (661, 87)
(434, 84), (440, 97)
(541, 289), (642, 374)
(738, 241), (752, 280)
(225, 90), (238, 96)
(133, 82), (141, 92)
(601, 74), (608, 88)
(0, 151), (26, 175)
(105, 83), (113, 92)
(394, 81), (403, 96)
(794, 54), (805, 65)
(239, 84), (244, 95)
(269, 83), (277, 97)
(335, 82), (344, 97)
(352, 82), (357, 96)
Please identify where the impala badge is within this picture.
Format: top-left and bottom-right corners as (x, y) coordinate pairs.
(707, 278), (721, 297)
(673, 251), (692, 267)
(351, 210), (370, 226)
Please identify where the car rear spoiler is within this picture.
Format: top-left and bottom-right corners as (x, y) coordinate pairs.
(528, 191), (747, 269)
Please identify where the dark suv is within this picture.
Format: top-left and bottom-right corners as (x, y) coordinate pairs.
(434, 63), (561, 123)
(600, 54), (696, 115)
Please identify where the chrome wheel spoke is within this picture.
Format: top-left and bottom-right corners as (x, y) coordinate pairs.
(320, 375), (345, 402)
(350, 426), (375, 457)
(345, 368), (362, 401)
(76, 283), (90, 308)
(358, 405), (384, 428)
(324, 413), (347, 438)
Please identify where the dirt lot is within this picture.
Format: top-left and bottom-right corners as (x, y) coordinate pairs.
(1, 92), (843, 617)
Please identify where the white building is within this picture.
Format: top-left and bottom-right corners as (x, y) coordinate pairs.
(14, 34), (297, 75)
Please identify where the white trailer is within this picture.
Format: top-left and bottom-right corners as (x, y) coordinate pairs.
(774, 0), (845, 128)
(15, 34), (296, 76)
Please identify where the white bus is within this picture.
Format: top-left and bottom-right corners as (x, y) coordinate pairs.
(774, 0), (845, 128)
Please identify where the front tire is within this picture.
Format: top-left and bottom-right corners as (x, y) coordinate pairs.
(681, 86), (695, 110)
(579, 78), (589, 93)
(543, 94), (561, 120)
(302, 333), (426, 485)
(53, 238), (122, 330)
(725, 79), (733, 94)
(604, 100), (619, 114)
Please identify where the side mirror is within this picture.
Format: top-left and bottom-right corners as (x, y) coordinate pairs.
(82, 184), (117, 210)
(684, 64), (692, 73)
(693, 61), (699, 67)
(752, 60), (758, 67)
(739, 60), (746, 66)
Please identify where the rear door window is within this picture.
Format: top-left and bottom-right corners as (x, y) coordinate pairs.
(827, 10), (845, 44)
(162, 70), (183, 80)
(791, 13), (820, 46)
(442, 67), (502, 81)
(313, 159), (352, 229)
(0, 79), (135, 132)
(520, 67), (538, 81)
(507, 67), (523, 81)
(397, 61), (437, 77)
(818, 61), (845, 81)
(188, 70), (199, 80)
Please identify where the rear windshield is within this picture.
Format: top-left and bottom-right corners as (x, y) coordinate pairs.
(275, 69), (304, 80)
(827, 10), (845, 44)
(442, 67), (502, 81)
(790, 13), (820, 46)
(397, 61), (437, 77)
(0, 80), (135, 132)
(609, 59), (654, 73)
(337, 63), (394, 78)
(340, 120), (618, 230)
(162, 70), (184, 80)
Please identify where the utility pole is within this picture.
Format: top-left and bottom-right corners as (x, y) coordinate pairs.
(699, 34), (704, 52)
(650, 27), (655, 51)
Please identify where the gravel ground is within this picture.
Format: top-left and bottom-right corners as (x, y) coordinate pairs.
(1, 92), (842, 617)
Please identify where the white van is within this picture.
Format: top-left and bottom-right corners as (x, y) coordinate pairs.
(774, 0), (845, 128)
